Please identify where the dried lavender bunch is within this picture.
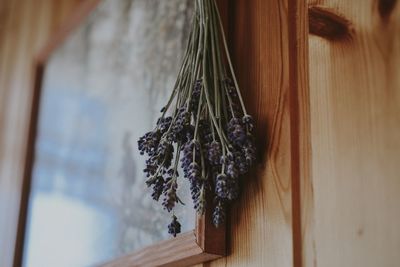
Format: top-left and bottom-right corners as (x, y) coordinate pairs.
(138, 0), (256, 236)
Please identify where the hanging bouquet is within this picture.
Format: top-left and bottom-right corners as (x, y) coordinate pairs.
(138, 0), (256, 237)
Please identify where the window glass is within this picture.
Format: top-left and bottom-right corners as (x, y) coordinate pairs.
(23, 1), (194, 266)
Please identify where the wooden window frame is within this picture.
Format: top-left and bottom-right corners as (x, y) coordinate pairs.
(14, 0), (227, 266)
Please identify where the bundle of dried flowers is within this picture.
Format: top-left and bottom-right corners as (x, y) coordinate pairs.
(138, 0), (256, 236)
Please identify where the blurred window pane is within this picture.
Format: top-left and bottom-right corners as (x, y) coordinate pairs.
(23, 1), (194, 266)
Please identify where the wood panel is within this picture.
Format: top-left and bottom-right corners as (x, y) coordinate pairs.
(0, 1), (82, 266)
(221, 0), (294, 265)
(199, 0), (309, 266)
(305, 0), (400, 266)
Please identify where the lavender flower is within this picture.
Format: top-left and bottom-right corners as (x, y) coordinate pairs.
(188, 162), (201, 181)
(150, 176), (164, 201)
(225, 147), (248, 174)
(162, 172), (179, 212)
(227, 118), (246, 145)
(138, 130), (161, 156)
(189, 179), (201, 204)
(215, 173), (228, 199)
(243, 137), (256, 166)
(212, 199), (225, 227)
(168, 215), (181, 237)
(157, 116), (173, 134)
(193, 184), (206, 214)
(171, 107), (191, 142)
(216, 172), (239, 201)
(143, 158), (158, 178)
(181, 140), (199, 177)
(181, 141), (206, 210)
(156, 140), (174, 168)
(207, 141), (222, 166)
(226, 160), (239, 179)
(187, 162), (201, 198)
(189, 79), (202, 112)
(242, 115), (254, 132)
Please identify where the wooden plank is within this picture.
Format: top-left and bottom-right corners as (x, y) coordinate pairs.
(306, 0), (400, 266)
(288, 1), (311, 267)
(102, 232), (218, 267)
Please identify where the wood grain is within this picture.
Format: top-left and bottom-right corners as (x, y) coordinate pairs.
(225, 0), (294, 266)
(99, 218), (224, 267)
(306, 0), (400, 266)
(0, 1), (82, 266)
(204, 0), (300, 266)
(101, 232), (221, 267)
(309, 6), (354, 41)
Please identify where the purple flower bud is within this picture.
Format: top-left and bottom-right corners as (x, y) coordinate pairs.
(242, 115), (254, 132)
(215, 172), (239, 201)
(143, 158), (157, 177)
(212, 199), (225, 227)
(207, 141), (222, 166)
(181, 140), (199, 177)
(188, 162), (201, 181)
(138, 130), (161, 157)
(168, 215), (181, 237)
(151, 176), (164, 201)
(156, 140), (174, 168)
(189, 80), (202, 112)
(226, 161), (239, 179)
(193, 185), (206, 214)
(157, 116), (173, 134)
(243, 138), (256, 166)
(215, 174), (228, 199)
(162, 176), (178, 212)
(227, 118), (246, 145)
(171, 108), (191, 143)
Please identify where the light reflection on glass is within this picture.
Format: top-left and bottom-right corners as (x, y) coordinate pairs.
(23, 1), (194, 266)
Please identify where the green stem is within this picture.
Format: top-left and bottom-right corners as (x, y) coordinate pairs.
(213, 0), (248, 116)
(202, 0), (226, 158)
